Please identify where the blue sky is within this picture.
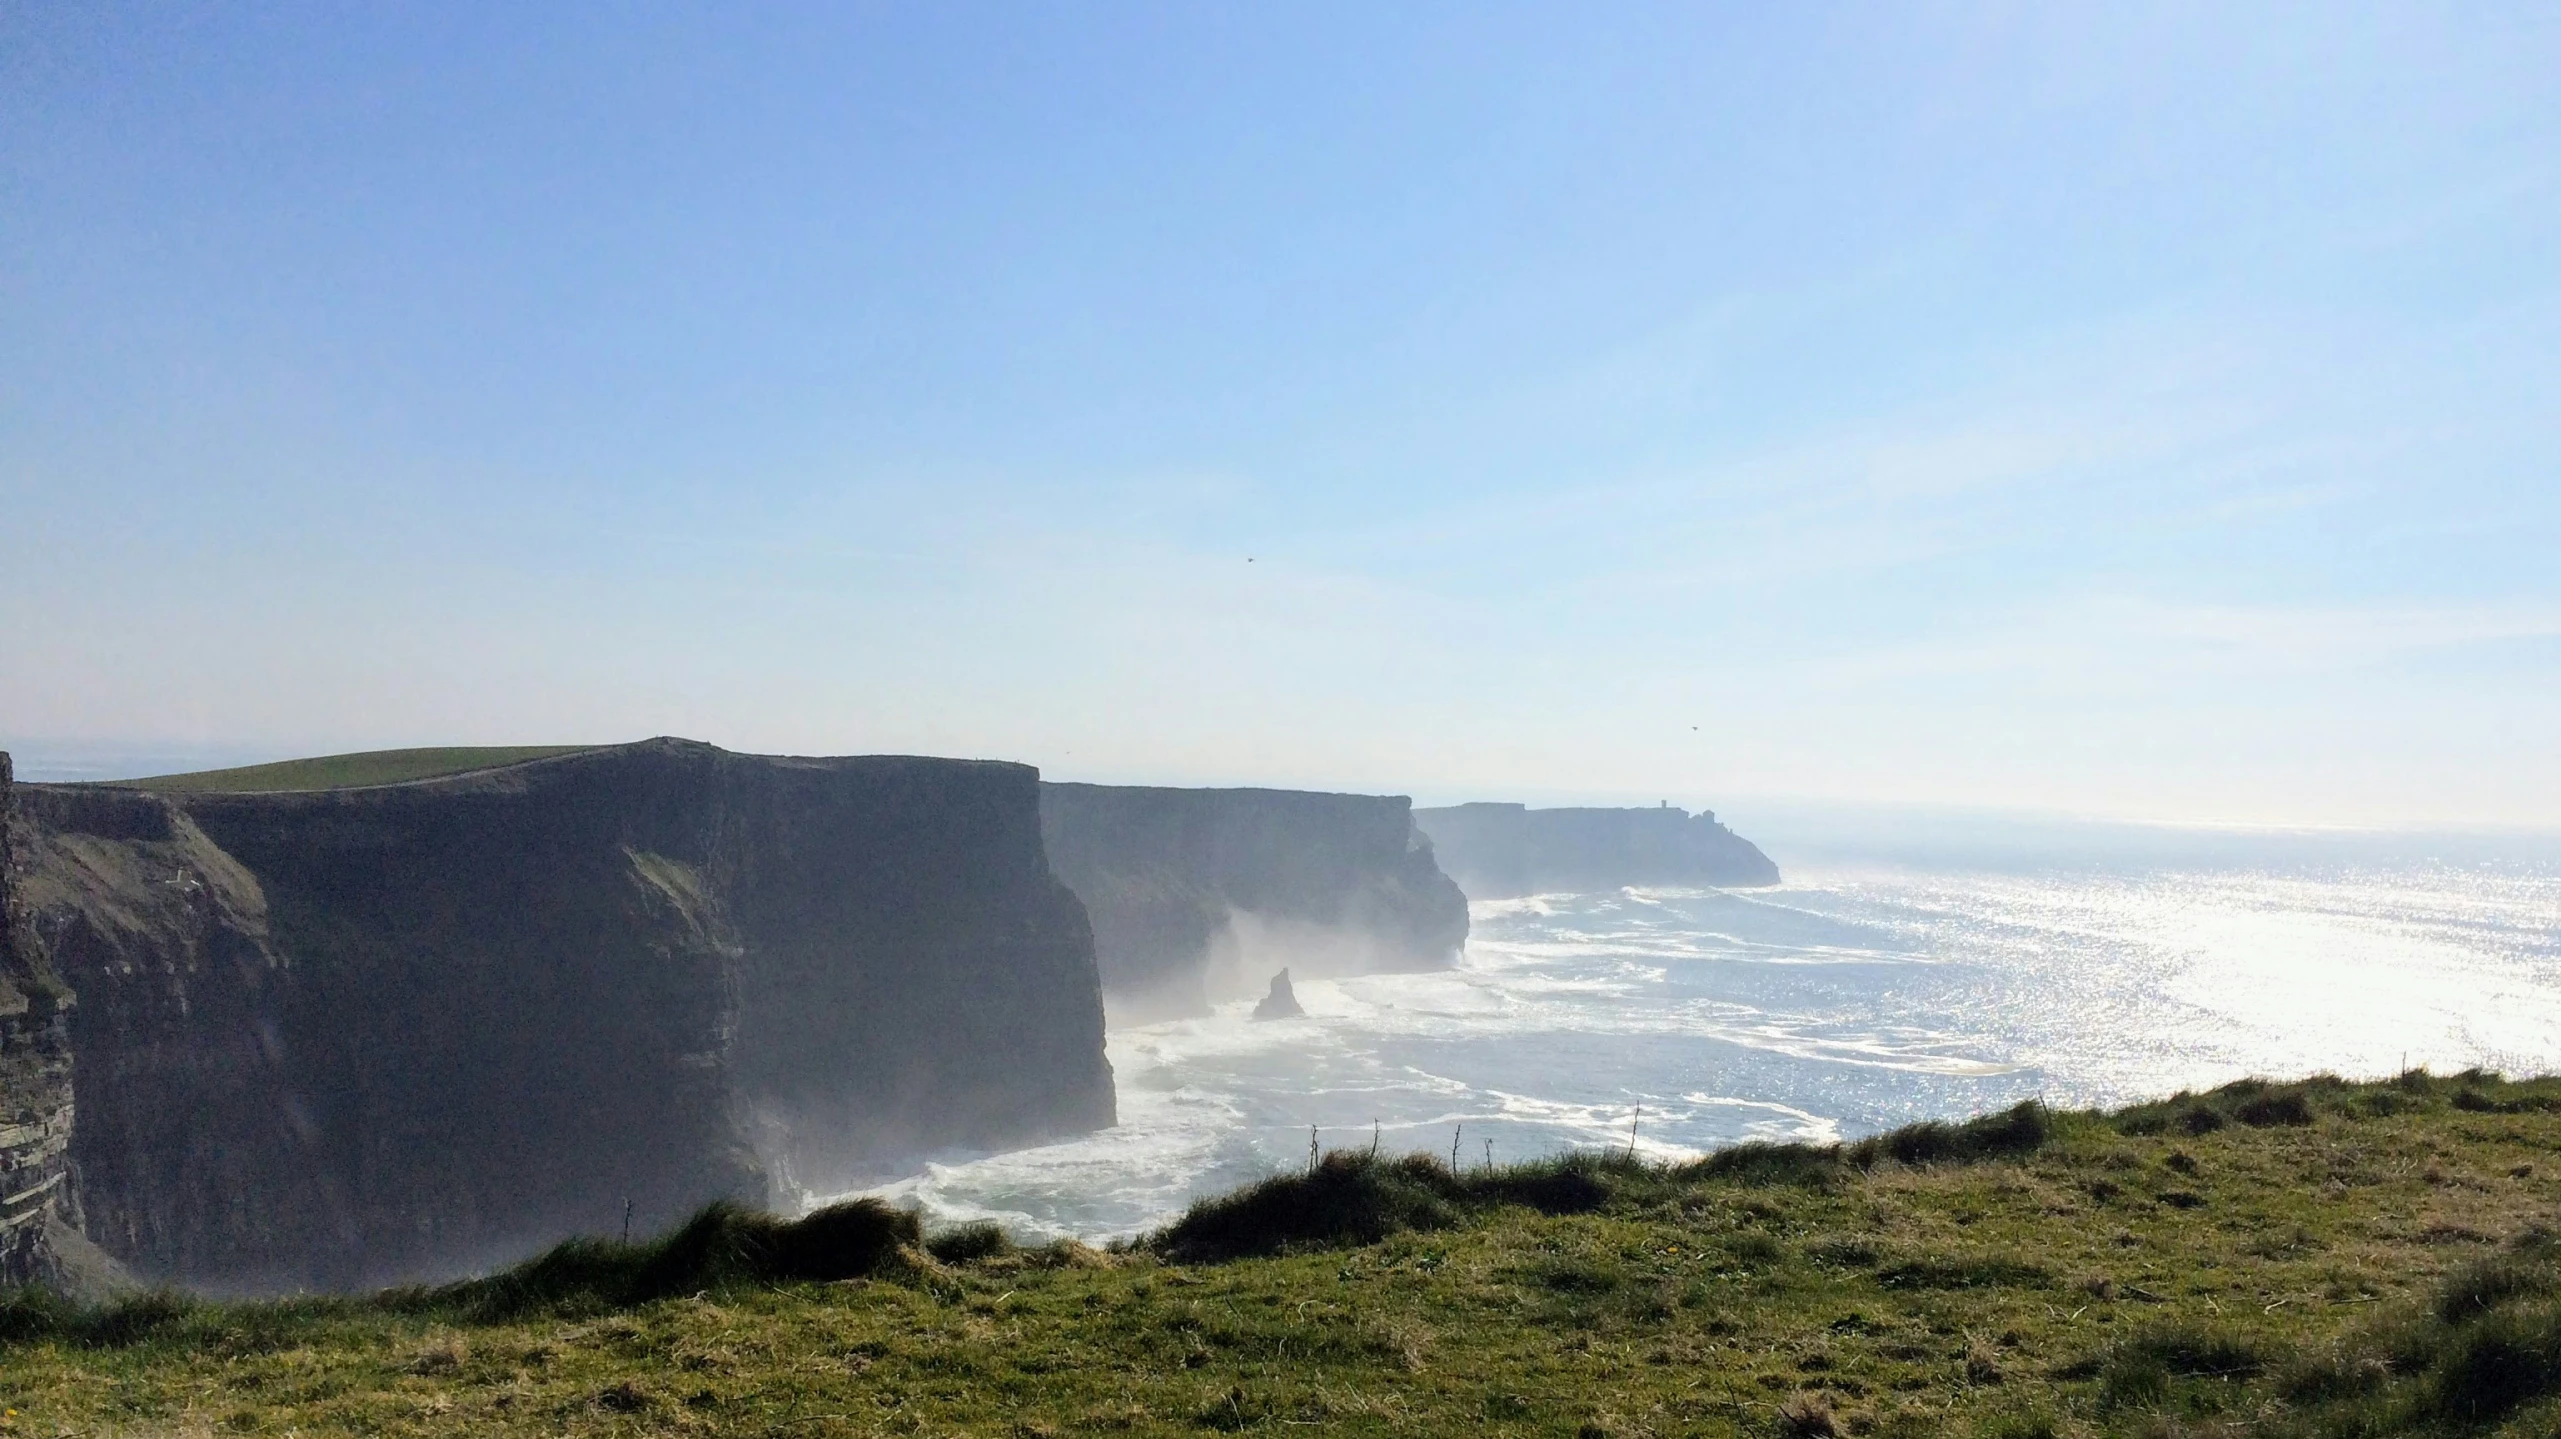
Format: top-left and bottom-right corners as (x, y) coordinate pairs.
(4, 4), (2557, 825)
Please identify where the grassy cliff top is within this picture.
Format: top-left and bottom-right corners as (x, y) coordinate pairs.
(112, 746), (602, 794)
(6, 1070), (2560, 1436)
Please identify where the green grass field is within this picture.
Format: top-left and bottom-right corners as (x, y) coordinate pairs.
(3, 1071), (2558, 1437)
(115, 746), (602, 794)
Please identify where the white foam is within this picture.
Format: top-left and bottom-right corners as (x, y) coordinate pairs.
(835, 858), (2561, 1242)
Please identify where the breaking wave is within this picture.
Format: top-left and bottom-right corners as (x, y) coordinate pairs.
(843, 855), (2561, 1242)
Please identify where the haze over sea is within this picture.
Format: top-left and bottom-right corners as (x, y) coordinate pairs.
(858, 815), (2561, 1242)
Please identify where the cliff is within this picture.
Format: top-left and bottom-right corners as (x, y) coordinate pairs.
(0, 753), (79, 1288)
(1038, 784), (1468, 1019)
(14, 739), (1112, 1293)
(1412, 802), (1780, 898)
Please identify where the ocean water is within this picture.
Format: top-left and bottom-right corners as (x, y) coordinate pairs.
(854, 849), (2561, 1242)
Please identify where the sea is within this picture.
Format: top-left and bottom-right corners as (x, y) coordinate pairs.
(852, 812), (2561, 1242)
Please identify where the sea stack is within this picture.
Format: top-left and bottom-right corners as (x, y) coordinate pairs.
(1252, 968), (1305, 1021)
(1039, 782), (1468, 1020)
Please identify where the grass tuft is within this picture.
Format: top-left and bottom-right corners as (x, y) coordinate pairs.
(925, 1221), (1016, 1265)
(2278, 1224), (2561, 1433)
(1150, 1152), (1466, 1261)
(426, 1198), (921, 1319)
(1679, 1140), (1842, 1188)
(1148, 1150), (1649, 1262)
(2233, 1090), (2316, 1127)
(1845, 1100), (2051, 1168)
(2097, 1323), (2268, 1410)
(1776, 1388), (1837, 1435)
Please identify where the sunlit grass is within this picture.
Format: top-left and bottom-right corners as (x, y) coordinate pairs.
(3, 1071), (2557, 1436)
(117, 746), (601, 793)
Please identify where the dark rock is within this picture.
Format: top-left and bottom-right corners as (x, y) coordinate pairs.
(1251, 968), (1305, 1021)
(1039, 783), (1467, 1019)
(0, 751), (80, 1288)
(17, 738), (1112, 1293)
(1412, 802), (1779, 898)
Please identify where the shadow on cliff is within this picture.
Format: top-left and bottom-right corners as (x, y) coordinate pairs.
(13, 738), (1115, 1295)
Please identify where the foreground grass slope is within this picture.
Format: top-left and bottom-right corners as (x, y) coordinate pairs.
(117, 746), (598, 794)
(3, 1072), (2558, 1437)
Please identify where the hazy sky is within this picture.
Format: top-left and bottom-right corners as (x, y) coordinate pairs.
(5, 4), (2557, 824)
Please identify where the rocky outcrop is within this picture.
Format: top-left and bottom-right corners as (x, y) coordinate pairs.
(16, 740), (1112, 1294)
(1412, 802), (1780, 899)
(1251, 969), (1304, 1021)
(1, 752), (80, 1288)
(1039, 784), (1467, 1019)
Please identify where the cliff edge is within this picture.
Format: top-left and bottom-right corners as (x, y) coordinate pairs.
(1413, 802), (1780, 898)
(1039, 784), (1467, 1019)
(16, 739), (1112, 1293)
(0, 753), (79, 1288)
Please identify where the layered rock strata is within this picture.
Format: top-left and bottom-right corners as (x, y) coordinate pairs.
(0, 752), (79, 1287)
(1038, 783), (1467, 1018)
(1413, 802), (1780, 899)
(17, 740), (1112, 1293)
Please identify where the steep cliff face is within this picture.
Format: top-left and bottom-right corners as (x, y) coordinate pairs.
(17, 740), (1111, 1293)
(1412, 802), (1781, 899)
(0, 753), (79, 1288)
(1038, 784), (1467, 1018)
